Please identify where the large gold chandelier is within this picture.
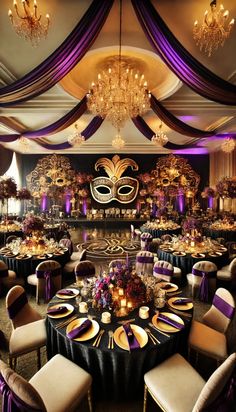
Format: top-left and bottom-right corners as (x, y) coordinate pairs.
(193, 0), (234, 57)
(221, 137), (235, 153)
(8, 0), (50, 46)
(87, 0), (150, 131)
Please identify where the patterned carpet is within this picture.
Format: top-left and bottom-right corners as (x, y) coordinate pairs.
(78, 236), (140, 260)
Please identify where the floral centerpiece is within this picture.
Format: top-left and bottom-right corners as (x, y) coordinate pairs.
(22, 215), (45, 235)
(92, 266), (146, 316)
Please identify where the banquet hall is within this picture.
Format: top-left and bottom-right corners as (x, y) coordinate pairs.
(0, 0), (236, 411)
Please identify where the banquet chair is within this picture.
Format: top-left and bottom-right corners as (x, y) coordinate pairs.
(6, 285), (46, 370)
(59, 237), (73, 256)
(0, 354), (93, 412)
(226, 241), (236, 261)
(63, 247), (87, 278)
(188, 288), (235, 366)
(141, 232), (153, 251)
(27, 260), (62, 304)
(75, 260), (96, 283)
(0, 259), (24, 294)
(153, 260), (181, 282)
(187, 260), (218, 301)
(5, 235), (18, 245)
(136, 251), (154, 276)
(160, 234), (173, 242)
(217, 257), (236, 284)
(143, 352), (236, 412)
(109, 259), (127, 272)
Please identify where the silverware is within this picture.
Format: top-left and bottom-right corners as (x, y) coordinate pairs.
(92, 329), (105, 347)
(108, 330), (114, 349)
(117, 318), (136, 325)
(167, 290), (183, 296)
(55, 315), (77, 329)
(148, 322), (170, 338)
(144, 328), (160, 344)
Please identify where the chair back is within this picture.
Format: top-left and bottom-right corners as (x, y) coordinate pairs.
(160, 234), (172, 242)
(136, 251), (154, 276)
(6, 286), (42, 329)
(193, 353), (236, 412)
(109, 259), (127, 273)
(229, 257), (236, 275)
(74, 260), (96, 279)
(140, 232), (153, 251)
(0, 260), (8, 278)
(59, 238), (73, 256)
(0, 359), (46, 412)
(192, 260), (217, 302)
(36, 260), (62, 302)
(203, 288), (235, 333)
(5, 235), (18, 245)
(153, 260), (173, 282)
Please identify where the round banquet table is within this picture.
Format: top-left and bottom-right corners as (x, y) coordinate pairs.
(140, 225), (181, 239)
(0, 249), (70, 279)
(46, 289), (192, 400)
(157, 249), (229, 280)
(203, 227), (236, 242)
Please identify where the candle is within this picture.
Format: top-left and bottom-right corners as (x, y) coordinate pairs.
(139, 306), (149, 319)
(190, 241), (195, 247)
(120, 298), (127, 307)
(79, 302), (88, 313)
(118, 288), (124, 296)
(127, 301), (132, 309)
(101, 312), (111, 324)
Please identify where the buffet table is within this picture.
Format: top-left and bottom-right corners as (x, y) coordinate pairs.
(46, 287), (192, 400)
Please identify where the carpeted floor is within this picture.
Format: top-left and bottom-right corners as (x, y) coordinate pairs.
(0, 226), (236, 411)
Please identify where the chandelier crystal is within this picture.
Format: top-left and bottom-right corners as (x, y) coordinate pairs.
(221, 137), (235, 153)
(8, 0), (50, 46)
(151, 122), (168, 147)
(193, 0), (234, 57)
(87, 0), (150, 130)
(112, 129), (125, 150)
(68, 124), (85, 147)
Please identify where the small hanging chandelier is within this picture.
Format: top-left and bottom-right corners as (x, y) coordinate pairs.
(112, 129), (125, 150)
(151, 122), (168, 147)
(68, 124), (85, 147)
(221, 137), (235, 153)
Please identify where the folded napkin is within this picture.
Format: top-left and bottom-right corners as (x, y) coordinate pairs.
(67, 319), (92, 340)
(123, 323), (140, 350)
(57, 289), (75, 296)
(47, 306), (68, 315)
(161, 284), (173, 290)
(158, 313), (184, 330)
(173, 298), (192, 306)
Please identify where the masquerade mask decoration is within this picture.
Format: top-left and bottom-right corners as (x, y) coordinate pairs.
(90, 155), (139, 204)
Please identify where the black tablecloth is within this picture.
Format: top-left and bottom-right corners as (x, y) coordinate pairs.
(158, 249), (229, 280)
(0, 250), (70, 279)
(46, 294), (192, 400)
(203, 228), (236, 242)
(140, 226), (181, 238)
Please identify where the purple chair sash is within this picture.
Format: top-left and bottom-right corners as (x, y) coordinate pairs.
(202, 368), (236, 412)
(192, 268), (216, 302)
(66, 319), (92, 340)
(36, 268), (61, 301)
(7, 292), (28, 320)
(154, 266), (173, 276)
(0, 374), (42, 412)
(123, 323), (140, 350)
(213, 294), (235, 320)
(136, 256), (154, 264)
(0, 269), (8, 278)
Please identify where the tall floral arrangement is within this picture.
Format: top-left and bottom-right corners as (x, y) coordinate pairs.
(17, 188), (31, 200)
(0, 177), (17, 198)
(182, 217), (202, 233)
(201, 187), (217, 198)
(22, 215), (45, 234)
(216, 177), (236, 199)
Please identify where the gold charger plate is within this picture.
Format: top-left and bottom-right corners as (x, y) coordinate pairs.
(56, 288), (79, 300)
(16, 254), (32, 260)
(152, 312), (184, 333)
(66, 318), (99, 342)
(113, 324), (148, 351)
(4, 253), (18, 257)
(168, 297), (193, 311)
(47, 303), (74, 319)
(53, 251), (64, 256)
(217, 247), (227, 252)
(208, 252), (222, 257)
(191, 253), (205, 258)
(173, 251), (186, 256)
(36, 254), (48, 260)
(158, 282), (178, 293)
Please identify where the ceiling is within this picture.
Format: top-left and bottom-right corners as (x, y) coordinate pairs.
(0, 0), (235, 155)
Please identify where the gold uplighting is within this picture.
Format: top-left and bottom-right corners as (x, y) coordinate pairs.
(8, 0), (50, 46)
(151, 122), (168, 147)
(87, 0), (150, 131)
(193, 0), (234, 57)
(68, 124), (85, 147)
(221, 137), (235, 153)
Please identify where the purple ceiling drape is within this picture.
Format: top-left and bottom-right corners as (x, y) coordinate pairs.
(132, 0), (236, 105)
(0, 0), (114, 106)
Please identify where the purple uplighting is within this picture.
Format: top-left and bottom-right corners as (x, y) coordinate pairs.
(41, 193), (47, 212)
(174, 148), (209, 155)
(208, 196), (213, 209)
(82, 198), (87, 216)
(65, 192), (71, 215)
(177, 193), (185, 213)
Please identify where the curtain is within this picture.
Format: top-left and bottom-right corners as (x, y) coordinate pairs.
(0, 146), (13, 175)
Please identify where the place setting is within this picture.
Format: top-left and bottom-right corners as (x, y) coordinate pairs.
(66, 317), (100, 342)
(56, 288), (80, 300)
(152, 311), (185, 334)
(167, 296), (193, 311)
(113, 322), (148, 351)
(47, 303), (75, 319)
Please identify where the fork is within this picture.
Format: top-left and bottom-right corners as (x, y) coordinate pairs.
(144, 328), (160, 344)
(92, 329), (104, 347)
(108, 330), (114, 349)
(55, 315), (77, 329)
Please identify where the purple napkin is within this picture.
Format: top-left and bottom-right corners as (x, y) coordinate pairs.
(161, 284), (173, 290)
(123, 323), (140, 350)
(57, 289), (75, 296)
(67, 319), (92, 340)
(47, 306), (68, 315)
(158, 313), (184, 330)
(173, 298), (192, 306)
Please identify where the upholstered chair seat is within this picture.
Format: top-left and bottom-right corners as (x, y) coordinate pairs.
(186, 260), (217, 301)
(27, 260), (62, 304)
(136, 251), (154, 276)
(0, 259), (24, 293)
(63, 248), (87, 276)
(217, 257), (236, 282)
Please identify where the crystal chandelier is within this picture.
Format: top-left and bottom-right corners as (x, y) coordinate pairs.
(68, 124), (85, 147)
(112, 129), (125, 150)
(193, 0), (234, 57)
(221, 137), (235, 153)
(151, 122), (168, 147)
(8, 0), (50, 46)
(18, 136), (30, 152)
(87, 0), (150, 130)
